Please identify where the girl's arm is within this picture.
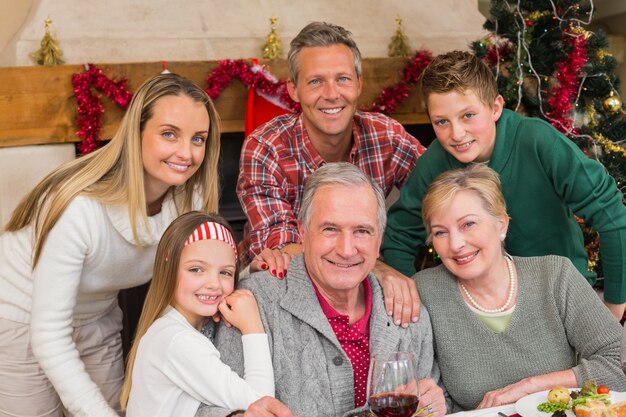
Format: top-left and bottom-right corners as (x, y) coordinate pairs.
(164, 327), (274, 410)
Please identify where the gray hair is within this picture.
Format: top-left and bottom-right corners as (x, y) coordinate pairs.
(298, 162), (386, 233)
(288, 21), (362, 84)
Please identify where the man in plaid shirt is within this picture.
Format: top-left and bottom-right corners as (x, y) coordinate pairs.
(237, 22), (426, 326)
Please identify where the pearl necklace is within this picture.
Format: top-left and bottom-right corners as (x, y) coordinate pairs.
(459, 255), (516, 313)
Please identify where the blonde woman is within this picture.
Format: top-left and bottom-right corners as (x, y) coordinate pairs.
(414, 164), (625, 411)
(0, 73), (220, 417)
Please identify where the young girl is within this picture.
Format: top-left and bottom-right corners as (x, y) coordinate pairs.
(121, 211), (274, 417)
(0, 73), (220, 417)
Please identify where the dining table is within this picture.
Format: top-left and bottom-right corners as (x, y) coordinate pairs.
(448, 403), (518, 417)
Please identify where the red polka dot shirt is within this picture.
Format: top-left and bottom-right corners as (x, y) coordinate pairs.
(312, 278), (373, 407)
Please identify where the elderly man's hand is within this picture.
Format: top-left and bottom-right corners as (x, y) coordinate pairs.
(373, 259), (421, 327)
(418, 378), (446, 417)
(230, 396), (295, 417)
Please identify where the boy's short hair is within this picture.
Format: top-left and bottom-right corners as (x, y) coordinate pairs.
(420, 50), (499, 108)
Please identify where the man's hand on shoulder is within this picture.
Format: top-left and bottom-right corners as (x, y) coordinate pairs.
(373, 259), (421, 327)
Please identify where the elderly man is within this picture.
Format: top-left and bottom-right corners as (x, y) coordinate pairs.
(200, 163), (447, 417)
(238, 21), (425, 326)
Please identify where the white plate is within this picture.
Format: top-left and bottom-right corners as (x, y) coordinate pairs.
(515, 389), (626, 417)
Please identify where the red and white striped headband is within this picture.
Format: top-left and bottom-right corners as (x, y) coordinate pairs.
(184, 221), (237, 256)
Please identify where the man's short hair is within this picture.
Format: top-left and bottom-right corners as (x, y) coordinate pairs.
(298, 162), (386, 233)
(420, 50), (499, 108)
(287, 21), (362, 84)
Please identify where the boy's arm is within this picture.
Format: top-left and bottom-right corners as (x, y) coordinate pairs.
(542, 131), (626, 311)
(381, 165), (430, 277)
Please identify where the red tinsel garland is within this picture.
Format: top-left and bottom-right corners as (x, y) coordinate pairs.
(205, 60), (300, 112)
(73, 51), (433, 154)
(369, 50), (432, 114)
(71, 64), (133, 154)
(545, 29), (588, 134)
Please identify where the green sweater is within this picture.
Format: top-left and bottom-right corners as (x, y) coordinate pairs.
(414, 255), (626, 411)
(382, 109), (626, 303)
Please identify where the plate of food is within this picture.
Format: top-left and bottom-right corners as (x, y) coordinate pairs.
(515, 381), (626, 417)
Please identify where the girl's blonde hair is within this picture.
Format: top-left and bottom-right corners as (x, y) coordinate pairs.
(4, 73), (221, 266)
(422, 164), (509, 243)
(120, 211), (239, 409)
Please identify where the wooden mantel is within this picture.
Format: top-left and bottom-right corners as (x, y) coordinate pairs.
(0, 58), (428, 148)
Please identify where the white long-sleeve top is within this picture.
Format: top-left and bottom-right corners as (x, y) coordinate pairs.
(0, 193), (193, 417)
(126, 307), (274, 417)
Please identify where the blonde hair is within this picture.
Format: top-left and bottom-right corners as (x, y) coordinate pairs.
(4, 73), (221, 266)
(420, 50), (499, 109)
(120, 211), (239, 409)
(422, 164), (508, 243)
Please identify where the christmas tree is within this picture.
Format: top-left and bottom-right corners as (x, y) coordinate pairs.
(472, 0), (626, 277)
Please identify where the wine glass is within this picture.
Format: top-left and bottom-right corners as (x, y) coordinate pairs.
(367, 351), (420, 417)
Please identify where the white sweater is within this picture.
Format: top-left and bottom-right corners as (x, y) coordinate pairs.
(0, 193), (191, 417)
(127, 307), (274, 417)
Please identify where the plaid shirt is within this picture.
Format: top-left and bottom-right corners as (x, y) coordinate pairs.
(237, 111), (425, 264)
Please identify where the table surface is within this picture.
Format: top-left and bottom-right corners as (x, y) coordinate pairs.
(448, 404), (517, 417)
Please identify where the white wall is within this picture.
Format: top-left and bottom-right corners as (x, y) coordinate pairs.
(1, 0), (487, 66)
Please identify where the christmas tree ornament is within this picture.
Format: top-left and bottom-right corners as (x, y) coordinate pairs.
(262, 16), (282, 60)
(603, 91), (622, 113)
(388, 17), (411, 58)
(30, 17), (65, 66)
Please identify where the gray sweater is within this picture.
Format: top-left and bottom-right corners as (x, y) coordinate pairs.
(197, 254), (444, 417)
(414, 255), (626, 411)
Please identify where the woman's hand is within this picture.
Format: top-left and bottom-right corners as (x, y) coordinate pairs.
(478, 370), (577, 409)
(477, 379), (534, 408)
(249, 247), (295, 279)
(418, 378), (446, 417)
(218, 289), (264, 334)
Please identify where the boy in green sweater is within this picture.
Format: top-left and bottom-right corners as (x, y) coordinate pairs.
(381, 50), (626, 320)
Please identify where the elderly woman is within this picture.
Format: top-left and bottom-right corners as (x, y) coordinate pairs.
(413, 164), (626, 412)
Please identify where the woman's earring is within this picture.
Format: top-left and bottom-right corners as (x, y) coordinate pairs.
(500, 234), (506, 241)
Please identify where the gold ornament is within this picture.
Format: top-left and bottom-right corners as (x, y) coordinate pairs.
(596, 48), (612, 61)
(262, 16), (282, 60)
(570, 25), (592, 39)
(388, 17), (411, 58)
(603, 91), (622, 113)
(30, 17), (65, 66)
(527, 10), (551, 22)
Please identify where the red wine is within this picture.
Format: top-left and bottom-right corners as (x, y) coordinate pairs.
(369, 392), (419, 417)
